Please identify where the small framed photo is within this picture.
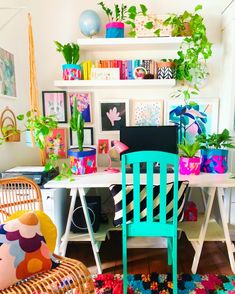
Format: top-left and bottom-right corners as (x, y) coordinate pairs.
(98, 139), (109, 154)
(132, 99), (163, 126)
(98, 99), (129, 133)
(42, 91), (67, 123)
(45, 128), (67, 158)
(68, 92), (92, 123)
(70, 127), (94, 147)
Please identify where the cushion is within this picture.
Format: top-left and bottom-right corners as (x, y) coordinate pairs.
(109, 181), (189, 227)
(6, 210), (57, 253)
(0, 211), (59, 290)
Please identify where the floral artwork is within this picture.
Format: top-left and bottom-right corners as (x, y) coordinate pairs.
(166, 99), (219, 143)
(98, 139), (109, 154)
(132, 100), (163, 126)
(99, 100), (129, 133)
(69, 92), (92, 123)
(0, 47), (16, 97)
(42, 91), (67, 123)
(46, 128), (67, 158)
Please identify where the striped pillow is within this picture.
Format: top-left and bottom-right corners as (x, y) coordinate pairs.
(109, 181), (189, 227)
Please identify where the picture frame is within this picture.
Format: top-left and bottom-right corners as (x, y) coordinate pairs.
(68, 91), (92, 123)
(98, 99), (129, 133)
(98, 139), (109, 154)
(165, 98), (219, 143)
(45, 128), (67, 158)
(0, 47), (17, 98)
(70, 127), (94, 147)
(132, 99), (164, 126)
(42, 91), (67, 123)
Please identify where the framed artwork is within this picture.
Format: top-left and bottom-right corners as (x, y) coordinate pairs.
(70, 127), (94, 147)
(98, 139), (109, 154)
(166, 98), (219, 143)
(98, 99), (129, 133)
(0, 47), (16, 97)
(132, 99), (163, 126)
(42, 91), (67, 123)
(45, 128), (67, 158)
(69, 92), (92, 123)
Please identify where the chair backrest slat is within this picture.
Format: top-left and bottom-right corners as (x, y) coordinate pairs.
(133, 162), (140, 223)
(146, 161), (153, 223)
(0, 177), (43, 223)
(160, 163), (167, 224)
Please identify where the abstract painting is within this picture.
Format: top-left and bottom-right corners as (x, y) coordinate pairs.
(45, 128), (67, 158)
(0, 47), (16, 97)
(99, 100), (129, 133)
(166, 98), (219, 143)
(69, 92), (92, 123)
(132, 100), (163, 126)
(98, 139), (109, 154)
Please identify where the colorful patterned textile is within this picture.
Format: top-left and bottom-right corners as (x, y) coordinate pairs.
(0, 211), (58, 290)
(93, 273), (235, 293)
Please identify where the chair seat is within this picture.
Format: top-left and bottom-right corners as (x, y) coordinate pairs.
(1, 255), (94, 294)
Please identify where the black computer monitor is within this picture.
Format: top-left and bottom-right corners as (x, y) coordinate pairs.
(120, 125), (178, 154)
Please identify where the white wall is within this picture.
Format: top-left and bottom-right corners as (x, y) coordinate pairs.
(0, 0), (229, 171)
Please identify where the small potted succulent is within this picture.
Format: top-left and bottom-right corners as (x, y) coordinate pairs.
(98, 2), (127, 38)
(196, 129), (235, 173)
(68, 97), (97, 175)
(54, 41), (81, 80)
(178, 140), (201, 175)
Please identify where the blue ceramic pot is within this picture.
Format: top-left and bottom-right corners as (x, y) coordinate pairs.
(106, 22), (124, 38)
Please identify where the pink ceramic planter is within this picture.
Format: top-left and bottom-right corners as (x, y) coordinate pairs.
(179, 157), (201, 175)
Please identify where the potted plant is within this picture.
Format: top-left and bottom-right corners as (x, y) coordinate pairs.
(68, 97), (97, 175)
(98, 2), (127, 38)
(164, 5), (212, 89)
(178, 140), (201, 175)
(157, 58), (176, 80)
(196, 129), (235, 173)
(54, 41), (81, 80)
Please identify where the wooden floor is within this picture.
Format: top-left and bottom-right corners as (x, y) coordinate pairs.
(66, 231), (234, 275)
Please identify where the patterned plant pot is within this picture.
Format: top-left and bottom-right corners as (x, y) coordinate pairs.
(157, 61), (175, 79)
(62, 64), (82, 80)
(179, 157), (201, 175)
(68, 147), (97, 175)
(106, 22), (124, 38)
(200, 149), (228, 173)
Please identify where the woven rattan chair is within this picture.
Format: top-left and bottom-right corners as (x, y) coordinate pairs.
(0, 176), (95, 294)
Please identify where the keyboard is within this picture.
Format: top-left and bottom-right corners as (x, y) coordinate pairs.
(125, 166), (174, 174)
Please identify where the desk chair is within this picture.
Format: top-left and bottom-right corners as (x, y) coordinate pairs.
(122, 151), (179, 294)
(0, 177), (94, 293)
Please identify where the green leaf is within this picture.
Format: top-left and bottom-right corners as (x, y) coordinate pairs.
(195, 4), (203, 12)
(140, 4), (148, 16)
(144, 21), (154, 29)
(154, 29), (161, 37)
(17, 114), (24, 120)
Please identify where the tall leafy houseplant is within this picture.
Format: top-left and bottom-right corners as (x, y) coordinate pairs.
(68, 97), (97, 175)
(70, 97), (84, 151)
(54, 41), (81, 80)
(196, 129), (235, 174)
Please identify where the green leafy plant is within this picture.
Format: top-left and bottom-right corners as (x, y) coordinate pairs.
(70, 97), (84, 151)
(126, 4), (160, 37)
(0, 125), (20, 145)
(164, 5), (212, 88)
(98, 2), (128, 22)
(17, 110), (58, 150)
(54, 41), (80, 64)
(196, 129), (235, 150)
(178, 140), (200, 158)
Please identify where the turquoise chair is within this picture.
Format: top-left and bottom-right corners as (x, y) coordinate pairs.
(121, 151), (179, 294)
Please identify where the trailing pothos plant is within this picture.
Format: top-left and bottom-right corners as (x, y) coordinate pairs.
(166, 5), (212, 99)
(98, 2), (128, 22)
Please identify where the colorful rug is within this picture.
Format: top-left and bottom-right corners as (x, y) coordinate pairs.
(93, 273), (235, 293)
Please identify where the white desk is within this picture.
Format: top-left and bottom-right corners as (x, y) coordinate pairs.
(44, 171), (235, 274)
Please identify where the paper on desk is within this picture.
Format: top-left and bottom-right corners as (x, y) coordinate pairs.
(6, 166), (45, 172)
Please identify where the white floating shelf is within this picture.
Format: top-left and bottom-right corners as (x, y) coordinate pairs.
(54, 79), (176, 89)
(77, 37), (184, 51)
